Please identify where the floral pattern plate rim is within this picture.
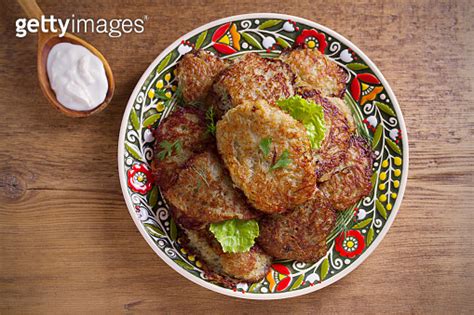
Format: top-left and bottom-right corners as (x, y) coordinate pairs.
(118, 13), (409, 300)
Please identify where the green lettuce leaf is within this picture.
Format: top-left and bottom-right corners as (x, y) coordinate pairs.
(209, 219), (259, 253)
(276, 96), (326, 149)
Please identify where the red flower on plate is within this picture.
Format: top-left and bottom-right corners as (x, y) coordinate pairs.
(335, 230), (365, 258)
(266, 264), (292, 292)
(272, 263), (290, 276)
(127, 163), (153, 194)
(350, 73), (383, 105)
(211, 22), (241, 55)
(295, 29), (327, 53)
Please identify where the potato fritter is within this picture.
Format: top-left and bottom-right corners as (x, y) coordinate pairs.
(257, 192), (336, 262)
(151, 107), (212, 191)
(163, 150), (259, 229)
(184, 228), (272, 283)
(208, 53), (295, 117)
(216, 100), (317, 214)
(328, 97), (355, 133)
(176, 50), (227, 105)
(297, 88), (352, 182)
(280, 47), (347, 98)
(319, 136), (374, 211)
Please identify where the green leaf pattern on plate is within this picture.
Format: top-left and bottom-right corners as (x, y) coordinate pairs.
(276, 37), (291, 48)
(130, 108), (140, 131)
(241, 32), (263, 49)
(125, 143), (142, 161)
(156, 52), (173, 74)
(143, 114), (161, 128)
(144, 223), (165, 237)
(353, 218), (373, 229)
(346, 62), (369, 71)
(320, 258), (329, 280)
(258, 19), (282, 29)
(375, 101), (396, 117)
(195, 30), (208, 49)
(372, 124), (383, 149)
(386, 138), (402, 155)
(290, 275), (304, 290)
(148, 186), (159, 207)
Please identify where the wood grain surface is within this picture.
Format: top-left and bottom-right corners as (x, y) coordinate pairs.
(1, 0), (473, 313)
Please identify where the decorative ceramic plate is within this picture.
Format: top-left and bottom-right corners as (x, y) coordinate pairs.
(118, 13), (408, 299)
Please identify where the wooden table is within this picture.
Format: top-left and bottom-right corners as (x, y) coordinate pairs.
(1, 0), (473, 313)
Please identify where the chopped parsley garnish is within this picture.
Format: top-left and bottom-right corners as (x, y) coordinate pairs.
(156, 140), (182, 160)
(188, 100), (205, 108)
(270, 149), (292, 171)
(193, 180), (203, 193)
(259, 137), (272, 157)
(259, 138), (292, 171)
(206, 107), (217, 136)
(174, 85), (184, 106)
(190, 166), (209, 188)
(175, 85), (205, 108)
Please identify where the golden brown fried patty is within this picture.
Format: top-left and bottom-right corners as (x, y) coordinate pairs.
(257, 192), (336, 262)
(176, 50), (227, 105)
(297, 88), (353, 182)
(216, 100), (317, 214)
(184, 228), (272, 283)
(319, 136), (374, 211)
(208, 53), (295, 117)
(280, 47), (347, 98)
(151, 107), (212, 191)
(163, 150), (259, 229)
(328, 97), (355, 133)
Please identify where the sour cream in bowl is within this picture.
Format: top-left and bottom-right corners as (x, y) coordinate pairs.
(46, 42), (108, 112)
